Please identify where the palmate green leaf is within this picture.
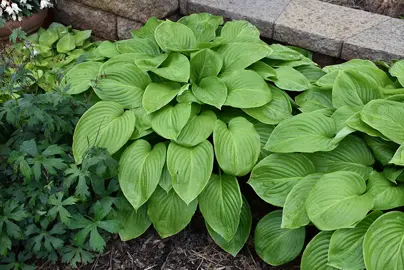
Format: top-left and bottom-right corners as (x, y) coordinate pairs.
(73, 101), (136, 163)
(332, 70), (384, 108)
(167, 141), (214, 204)
(265, 112), (338, 153)
(206, 196), (252, 256)
(190, 48), (222, 83)
(214, 117), (261, 176)
(306, 135), (374, 179)
(364, 135), (399, 165)
(217, 42), (272, 72)
(116, 38), (161, 55)
(155, 20), (198, 52)
(118, 140), (166, 210)
(199, 173), (242, 241)
(248, 61), (277, 81)
(255, 210), (305, 266)
(249, 153), (315, 206)
(151, 53), (190, 83)
(222, 70), (272, 108)
(57, 33), (76, 53)
(306, 171), (374, 230)
(389, 60), (404, 86)
(282, 174), (322, 229)
(117, 204), (151, 241)
(328, 211), (382, 270)
(271, 66), (311, 91)
(63, 62), (102, 95)
(151, 103), (192, 140)
(95, 41), (120, 58)
(94, 62), (151, 109)
(176, 110), (217, 147)
(301, 231), (337, 270)
(366, 171), (404, 210)
(390, 143), (404, 166)
(220, 20), (261, 42)
(147, 186), (198, 238)
(243, 86), (292, 125)
(295, 87), (333, 113)
(192, 76), (227, 109)
(363, 211), (404, 270)
(360, 99), (404, 144)
(178, 13), (223, 42)
(159, 164), (172, 192)
(142, 82), (187, 114)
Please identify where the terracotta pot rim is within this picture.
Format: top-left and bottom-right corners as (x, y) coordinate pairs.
(0, 9), (48, 40)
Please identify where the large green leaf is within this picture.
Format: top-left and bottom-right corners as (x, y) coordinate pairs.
(295, 87), (333, 113)
(255, 210), (305, 266)
(73, 30), (92, 46)
(142, 82), (187, 114)
(206, 196), (251, 256)
(150, 53), (190, 83)
(155, 20), (198, 52)
(190, 48), (222, 83)
(133, 53), (169, 70)
(151, 103), (192, 140)
(243, 86), (292, 125)
(253, 121), (275, 160)
(306, 171), (374, 230)
(364, 135), (399, 165)
(117, 203), (151, 241)
(73, 101), (136, 163)
(366, 171), (404, 210)
(295, 65), (327, 82)
(222, 70), (272, 108)
(347, 112), (388, 138)
(248, 153), (315, 206)
(131, 17), (162, 40)
(217, 42), (272, 72)
(328, 211), (382, 270)
(63, 62), (102, 95)
(331, 105), (360, 131)
(147, 186), (198, 238)
(95, 41), (120, 58)
(178, 13), (223, 42)
(131, 107), (152, 140)
(324, 59), (377, 73)
(115, 38), (161, 55)
(39, 28), (59, 47)
(248, 61), (277, 81)
(57, 33), (76, 53)
(267, 44), (303, 61)
(167, 141), (214, 204)
(363, 211), (404, 270)
(199, 173), (242, 241)
(176, 110), (217, 147)
(361, 99), (404, 144)
(391, 143), (404, 166)
(192, 76), (227, 109)
(265, 112), (338, 153)
(282, 174), (322, 229)
(220, 20), (261, 42)
(332, 70), (383, 108)
(118, 140), (166, 210)
(94, 62), (151, 109)
(159, 164), (172, 192)
(271, 66), (311, 91)
(213, 117), (261, 176)
(301, 231), (337, 270)
(306, 135), (374, 179)
(389, 60), (404, 86)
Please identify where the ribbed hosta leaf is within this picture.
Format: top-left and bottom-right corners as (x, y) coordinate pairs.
(306, 171), (374, 230)
(199, 173), (242, 241)
(390, 60), (404, 86)
(131, 107), (152, 140)
(117, 204), (151, 241)
(295, 87), (333, 113)
(94, 62), (151, 109)
(63, 62), (102, 94)
(118, 140), (166, 210)
(363, 211), (404, 270)
(282, 174), (322, 229)
(243, 86), (292, 125)
(255, 210), (305, 266)
(178, 13), (223, 42)
(206, 196), (252, 256)
(155, 21), (198, 52)
(248, 153), (315, 206)
(220, 20), (261, 42)
(222, 70), (272, 109)
(301, 231), (337, 270)
(366, 171), (404, 210)
(115, 38), (161, 55)
(265, 112), (338, 153)
(73, 101), (136, 163)
(267, 44), (303, 61)
(364, 135), (399, 166)
(176, 110), (217, 147)
(95, 41), (120, 58)
(142, 82), (187, 114)
(159, 164), (172, 192)
(272, 66), (311, 91)
(147, 186), (198, 238)
(214, 117), (261, 176)
(192, 76), (227, 109)
(190, 48), (222, 83)
(347, 112), (388, 138)
(328, 211), (382, 270)
(151, 53), (190, 83)
(248, 61), (277, 81)
(151, 103), (192, 140)
(306, 135), (374, 179)
(391, 143), (404, 166)
(167, 141), (214, 204)
(295, 65), (326, 82)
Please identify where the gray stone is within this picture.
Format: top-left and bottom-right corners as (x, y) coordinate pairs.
(342, 18), (404, 62)
(55, 0), (117, 40)
(187, 0), (291, 38)
(274, 0), (390, 57)
(117, 17), (143, 40)
(75, 0), (178, 23)
(180, 0), (188, 15)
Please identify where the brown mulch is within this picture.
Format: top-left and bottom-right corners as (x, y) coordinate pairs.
(318, 0), (367, 10)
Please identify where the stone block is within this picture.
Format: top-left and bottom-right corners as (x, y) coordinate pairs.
(342, 18), (404, 62)
(187, 0), (291, 38)
(117, 17), (143, 40)
(180, 0), (188, 15)
(55, 0), (117, 40)
(274, 0), (390, 57)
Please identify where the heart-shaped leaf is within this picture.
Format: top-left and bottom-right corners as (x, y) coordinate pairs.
(301, 231), (337, 270)
(142, 82), (188, 114)
(192, 76), (228, 109)
(190, 48), (222, 83)
(63, 61), (102, 95)
(366, 171), (404, 210)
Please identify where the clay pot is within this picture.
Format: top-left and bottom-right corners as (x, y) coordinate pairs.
(0, 9), (48, 40)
